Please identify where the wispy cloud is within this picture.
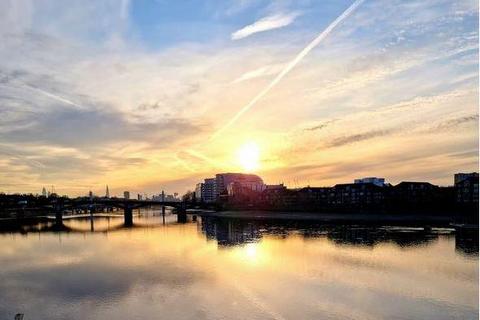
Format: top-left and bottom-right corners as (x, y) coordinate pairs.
(231, 63), (284, 84)
(327, 128), (398, 148)
(304, 119), (338, 132)
(0, 0), (477, 194)
(426, 114), (478, 133)
(120, 0), (130, 20)
(222, 0), (258, 17)
(214, 0), (365, 139)
(231, 12), (301, 40)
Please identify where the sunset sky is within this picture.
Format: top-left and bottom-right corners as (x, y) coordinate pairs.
(0, 0), (478, 196)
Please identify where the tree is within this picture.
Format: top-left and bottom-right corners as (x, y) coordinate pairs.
(182, 190), (194, 202)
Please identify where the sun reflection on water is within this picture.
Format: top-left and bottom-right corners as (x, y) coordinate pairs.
(0, 214), (477, 320)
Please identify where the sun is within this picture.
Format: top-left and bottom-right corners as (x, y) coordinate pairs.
(236, 142), (260, 172)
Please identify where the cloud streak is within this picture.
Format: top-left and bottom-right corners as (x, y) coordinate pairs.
(304, 119), (338, 132)
(213, 0), (365, 140)
(231, 12), (301, 40)
(231, 64), (283, 84)
(0, 0), (477, 194)
(428, 114), (479, 132)
(327, 128), (397, 148)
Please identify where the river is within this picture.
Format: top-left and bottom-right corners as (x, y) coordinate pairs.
(0, 209), (477, 319)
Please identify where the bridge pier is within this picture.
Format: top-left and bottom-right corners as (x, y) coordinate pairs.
(177, 212), (187, 223)
(55, 211), (63, 225)
(124, 206), (133, 226)
(176, 202), (187, 223)
(53, 201), (64, 225)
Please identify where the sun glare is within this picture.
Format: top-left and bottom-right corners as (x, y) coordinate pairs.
(236, 142), (260, 172)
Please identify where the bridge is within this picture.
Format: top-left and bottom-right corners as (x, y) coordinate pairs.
(45, 198), (192, 226)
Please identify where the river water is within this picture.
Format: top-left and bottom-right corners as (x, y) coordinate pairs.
(0, 209), (478, 320)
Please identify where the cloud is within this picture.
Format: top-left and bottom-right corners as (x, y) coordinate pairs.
(304, 119), (338, 132)
(427, 114), (478, 132)
(120, 0), (130, 20)
(231, 12), (301, 40)
(0, 0), (477, 194)
(0, 107), (201, 148)
(214, 0), (366, 139)
(326, 129), (398, 148)
(231, 63), (284, 83)
(222, 0), (258, 17)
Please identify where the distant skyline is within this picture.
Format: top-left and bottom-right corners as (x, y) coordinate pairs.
(0, 0), (478, 196)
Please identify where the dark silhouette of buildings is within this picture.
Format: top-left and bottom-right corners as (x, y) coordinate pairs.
(194, 172), (479, 217)
(453, 173), (479, 224)
(455, 173), (479, 204)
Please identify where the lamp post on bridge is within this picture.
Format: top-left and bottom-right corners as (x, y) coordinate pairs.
(53, 198), (64, 225)
(161, 190), (166, 217)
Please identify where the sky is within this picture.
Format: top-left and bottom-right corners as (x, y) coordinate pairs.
(0, 0), (478, 197)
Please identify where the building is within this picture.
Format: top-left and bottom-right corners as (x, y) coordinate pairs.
(195, 183), (204, 201)
(202, 178), (216, 203)
(265, 184), (287, 191)
(216, 173), (264, 198)
(332, 183), (384, 208)
(393, 182), (437, 196)
(193, 173), (265, 204)
(455, 174), (479, 204)
(137, 194), (143, 201)
(152, 192), (180, 202)
(259, 184), (289, 209)
(152, 193), (162, 201)
(354, 177), (386, 187)
(454, 172), (479, 185)
(297, 187), (331, 208)
(42, 187), (47, 197)
(165, 194), (180, 202)
(454, 173), (479, 224)
(388, 182), (439, 211)
(105, 185), (110, 198)
(226, 180), (265, 196)
(226, 181), (262, 205)
(123, 191), (130, 200)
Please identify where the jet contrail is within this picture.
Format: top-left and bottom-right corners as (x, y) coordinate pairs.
(173, 153), (196, 173)
(0, 73), (86, 110)
(0, 149), (46, 169)
(25, 84), (86, 110)
(210, 0), (365, 140)
(185, 149), (228, 168)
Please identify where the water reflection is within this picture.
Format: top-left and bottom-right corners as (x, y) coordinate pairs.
(456, 228), (480, 257)
(0, 211), (477, 320)
(199, 216), (476, 255)
(1, 213), (478, 257)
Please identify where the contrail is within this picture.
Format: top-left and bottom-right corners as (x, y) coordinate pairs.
(0, 72), (86, 110)
(0, 149), (46, 169)
(210, 0), (365, 140)
(25, 84), (86, 110)
(185, 149), (228, 168)
(173, 153), (196, 173)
